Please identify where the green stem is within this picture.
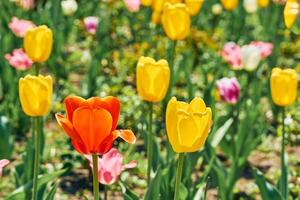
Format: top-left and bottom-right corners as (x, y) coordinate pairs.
(166, 40), (177, 102)
(32, 117), (41, 200)
(147, 102), (153, 185)
(92, 154), (99, 200)
(34, 64), (40, 76)
(281, 107), (288, 200)
(104, 185), (107, 200)
(174, 153), (184, 200)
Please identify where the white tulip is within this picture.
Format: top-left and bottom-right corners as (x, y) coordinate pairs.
(61, 0), (78, 16)
(241, 45), (261, 71)
(243, 0), (258, 13)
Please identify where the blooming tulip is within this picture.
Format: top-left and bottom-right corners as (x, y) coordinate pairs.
(166, 97), (212, 153)
(24, 25), (53, 63)
(162, 3), (191, 40)
(5, 48), (33, 70)
(19, 75), (53, 116)
(250, 41), (273, 59)
(124, 0), (141, 12)
(55, 96), (136, 155)
(61, 0), (78, 16)
(221, 0), (239, 10)
(8, 17), (36, 38)
(184, 0), (204, 16)
(243, 0), (258, 13)
(85, 148), (137, 185)
(221, 42), (242, 70)
(270, 68), (298, 106)
(216, 77), (240, 104)
(83, 16), (99, 35)
(284, 0), (300, 29)
(241, 44), (261, 71)
(0, 159), (10, 177)
(136, 57), (170, 102)
(257, 0), (269, 7)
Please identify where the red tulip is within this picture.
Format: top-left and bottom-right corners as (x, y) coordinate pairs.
(55, 96), (136, 155)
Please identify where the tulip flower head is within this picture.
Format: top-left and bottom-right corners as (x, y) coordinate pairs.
(270, 68), (298, 106)
(162, 3), (191, 40)
(8, 17), (36, 38)
(136, 56), (170, 102)
(85, 148), (137, 185)
(284, 0), (300, 29)
(257, 0), (269, 7)
(24, 25), (53, 63)
(241, 44), (261, 71)
(184, 0), (205, 16)
(20, 0), (35, 10)
(19, 75), (53, 116)
(142, 0), (152, 6)
(221, 42), (242, 70)
(243, 0), (258, 13)
(61, 0), (78, 16)
(166, 97), (212, 153)
(250, 41), (273, 59)
(124, 0), (141, 12)
(216, 77), (240, 104)
(221, 0), (239, 10)
(83, 16), (99, 35)
(56, 96), (136, 155)
(5, 48), (33, 70)
(0, 159), (10, 177)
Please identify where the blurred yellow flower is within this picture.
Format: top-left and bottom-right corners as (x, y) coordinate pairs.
(220, 0), (239, 10)
(24, 25), (53, 63)
(162, 3), (191, 40)
(257, 0), (269, 7)
(184, 0), (204, 16)
(284, 0), (300, 29)
(270, 68), (298, 106)
(19, 74), (53, 116)
(142, 0), (152, 6)
(166, 97), (212, 153)
(136, 57), (170, 102)
(152, 11), (162, 24)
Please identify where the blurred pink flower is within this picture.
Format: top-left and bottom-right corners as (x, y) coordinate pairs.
(0, 159), (10, 177)
(20, 0), (35, 10)
(124, 0), (140, 12)
(221, 42), (242, 70)
(8, 17), (36, 38)
(5, 48), (33, 70)
(216, 77), (240, 104)
(83, 16), (99, 35)
(250, 41), (273, 59)
(85, 148), (137, 185)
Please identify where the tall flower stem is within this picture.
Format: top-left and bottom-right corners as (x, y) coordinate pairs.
(32, 117), (41, 200)
(92, 154), (99, 200)
(174, 153), (184, 200)
(166, 40), (177, 101)
(147, 102), (153, 184)
(280, 107), (288, 199)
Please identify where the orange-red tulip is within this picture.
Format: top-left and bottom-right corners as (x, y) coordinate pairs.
(56, 96), (136, 155)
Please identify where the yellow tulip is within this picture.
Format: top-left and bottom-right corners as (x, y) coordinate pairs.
(24, 25), (53, 63)
(162, 3), (191, 40)
(166, 97), (212, 153)
(19, 74), (53, 116)
(257, 0), (269, 7)
(284, 0), (300, 29)
(220, 0), (239, 11)
(136, 57), (170, 102)
(152, 0), (165, 12)
(270, 68), (298, 107)
(152, 11), (162, 24)
(142, 0), (152, 6)
(184, 0), (204, 16)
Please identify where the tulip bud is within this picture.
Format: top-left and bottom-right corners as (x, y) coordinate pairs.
(19, 75), (53, 116)
(257, 0), (269, 7)
(243, 0), (258, 13)
(284, 0), (300, 29)
(136, 57), (170, 102)
(61, 0), (78, 16)
(166, 97), (212, 153)
(270, 68), (298, 106)
(216, 77), (240, 104)
(220, 0), (239, 10)
(24, 25), (53, 63)
(184, 0), (204, 16)
(162, 3), (191, 40)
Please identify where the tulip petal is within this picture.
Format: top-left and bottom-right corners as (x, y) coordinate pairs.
(112, 129), (136, 144)
(64, 96), (86, 121)
(55, 113), (82, 142)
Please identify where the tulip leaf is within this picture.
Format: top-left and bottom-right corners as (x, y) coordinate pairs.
(119, 181), (140, 200)
(252, 168), (282, 200)
(44, 183), (58, 200)
(144, 167), (162, 200)
(210, 118), (233, 148)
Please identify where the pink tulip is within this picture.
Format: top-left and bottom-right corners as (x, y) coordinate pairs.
(250, 41), (273, 59)
(216, 77), (240, 104)
(221, 42), (242, 70)
(5, 48), (33, 70)
(124, 0), (141, 12)
(83, 16), (99, 35)
(85, 148), (137, 185)
(20, 0), (35, 10)
(8, 17), (36, 38)
(0, 159), (10, 177)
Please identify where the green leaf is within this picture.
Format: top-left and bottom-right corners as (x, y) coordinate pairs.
(119, 181), (140, 200)
(179, 183), (188, 200)
(144, 168), (162, 200)
(211, 118), (233, 148)
(252, 168), (282, 200)
(44, 183), (58, 200)
(6, 169), (66, 200)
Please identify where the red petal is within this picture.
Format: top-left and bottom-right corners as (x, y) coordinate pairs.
(64, 96), (86, 122)
(55, 113), (82, 142)
(112, 130), (136, 144)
